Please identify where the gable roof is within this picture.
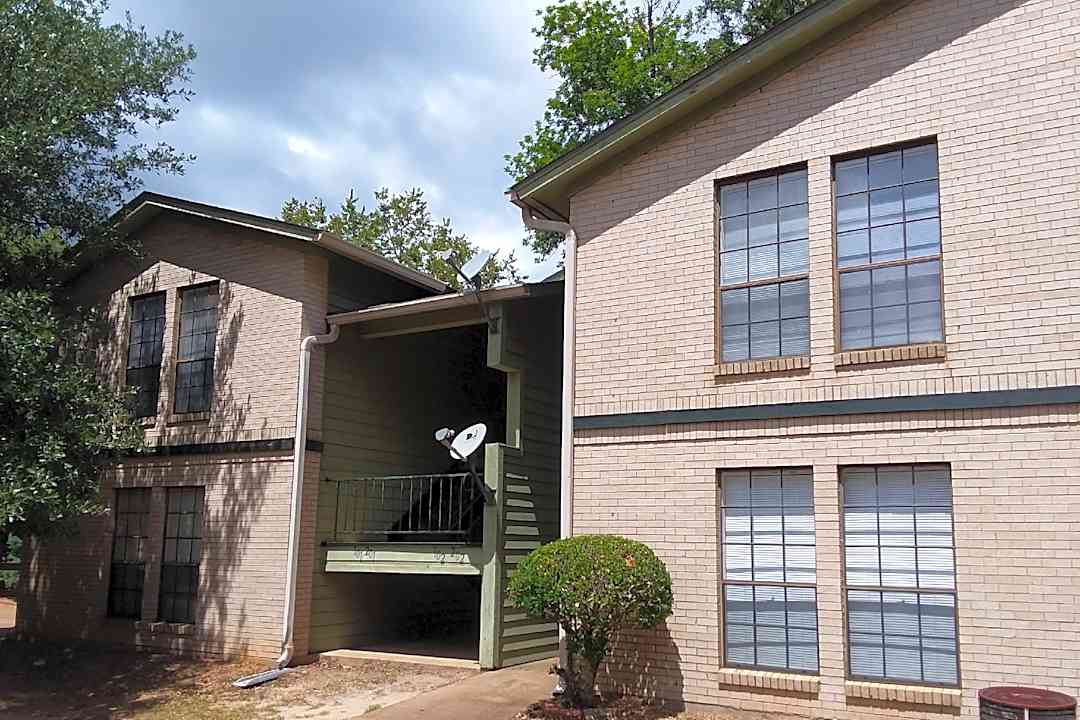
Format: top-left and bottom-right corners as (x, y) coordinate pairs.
(507, 0), (903, 221)
(115, 191), (448, 294)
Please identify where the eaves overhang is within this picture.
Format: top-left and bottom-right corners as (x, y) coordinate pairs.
(507, 0), (905, 221)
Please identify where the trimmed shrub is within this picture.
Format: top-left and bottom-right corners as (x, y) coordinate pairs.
(507, 534), (673, 707)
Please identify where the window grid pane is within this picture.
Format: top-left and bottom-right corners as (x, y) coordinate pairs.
(835, 143), (943, 350)
(721, 468), (818, 672)
(174, 284), (219, 414)
(108, 488), (150, 619)
(159, 487), (204, 624)
(719, 169), (809, 362)
(842, 465), (958, 685)
(126, 293), (166, 417)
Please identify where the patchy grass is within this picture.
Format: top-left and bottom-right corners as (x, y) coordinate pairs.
(0, 638), (474, 720)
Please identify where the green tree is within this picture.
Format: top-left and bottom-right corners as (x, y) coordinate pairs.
(0, 0), (195, 538)
(507, 0), (814, 259)
(281, 188), (519, 290)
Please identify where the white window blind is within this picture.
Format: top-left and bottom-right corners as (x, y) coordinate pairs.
(842, 464), (958, 685)
(721, 468), (818, 672)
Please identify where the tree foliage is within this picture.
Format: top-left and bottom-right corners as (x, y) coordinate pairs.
(281, 188), (519, 290)
(507, 0), (814, 258)
(0, 0), (195, 537)
(508, 535), (674, 707)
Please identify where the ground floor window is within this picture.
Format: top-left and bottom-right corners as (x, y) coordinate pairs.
(842, 464), (958, 685)
(108, 488), (151, 618)
(159, 486), (204, 624)
(720, 468), (819, 672)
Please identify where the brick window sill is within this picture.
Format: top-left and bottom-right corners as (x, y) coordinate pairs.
(846, 680), (961, 708)
(165, 411), (211, 426)
(835, 342), (947, 368)
(714, 355), (811, 378)
(137, 416), (158, 428)
(134, 620), (196, 636)
(718, 667), (819, 695)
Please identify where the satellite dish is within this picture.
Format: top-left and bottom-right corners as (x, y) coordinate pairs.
(459, 251), (492, 283)
(449, 422), (486, 460)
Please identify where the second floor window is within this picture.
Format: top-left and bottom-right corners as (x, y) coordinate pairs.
(835, 141), (943, 350)
(174, 283), (219, 414)
(126, 293), (166, 417)
(718, 168), (810, 363)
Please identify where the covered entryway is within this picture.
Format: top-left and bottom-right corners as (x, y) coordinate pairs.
(307, 281), (563, 669)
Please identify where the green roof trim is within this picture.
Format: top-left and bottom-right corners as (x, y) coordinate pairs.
(507, 0), (902, 220)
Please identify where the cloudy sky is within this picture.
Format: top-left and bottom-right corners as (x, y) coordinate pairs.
(107, 1), (560, 279)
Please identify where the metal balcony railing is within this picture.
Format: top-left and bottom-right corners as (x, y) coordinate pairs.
(327, 473), (485, 545)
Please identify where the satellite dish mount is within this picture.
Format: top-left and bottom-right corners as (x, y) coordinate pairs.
(434, 422), (494, 503)
(437, 250), (498, 333)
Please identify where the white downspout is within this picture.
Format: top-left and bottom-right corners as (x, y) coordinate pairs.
(277, 320), (340, 669)
(518, 205), (574, 689)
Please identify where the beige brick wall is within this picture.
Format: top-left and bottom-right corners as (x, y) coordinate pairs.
(19, 212), (334, 659)
(71, 212), (326, 444)
(19, 452), (298, 659)
(566, 0), (1080, 716)
(570, 0), (1080, 418)
(576, 408), (1080, 717)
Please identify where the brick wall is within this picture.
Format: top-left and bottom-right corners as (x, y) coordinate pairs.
(18, 212), (333, 659)
(566, 0), (1080, 716)
(576, 409), (1080, 717)
(570, 0), (1080, 418)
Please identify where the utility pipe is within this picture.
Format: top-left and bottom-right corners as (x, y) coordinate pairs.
(518, 204), (574, 692)
(277, 320), (340, 669)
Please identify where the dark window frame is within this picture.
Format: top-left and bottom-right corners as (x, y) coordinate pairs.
(715, 164), (811, 364)
(831, 139), (945, 352)
(839, 463), (961, 688)
(158, 486), (204, 625)
(173, 282), (219, 415)
(107, 487), (151, 619)
(719, 467), (820, 675)
(125, 292), (167, 418)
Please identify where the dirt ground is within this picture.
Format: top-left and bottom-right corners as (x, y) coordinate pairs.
(0, 638), (475, 720)
(516, 697), (789, 720)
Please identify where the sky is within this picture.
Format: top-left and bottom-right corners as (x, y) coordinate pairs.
(106, 1), (561, 279)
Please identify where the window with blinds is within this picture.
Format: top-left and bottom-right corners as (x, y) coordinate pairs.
(718, 168), (810, 362)
(174, 283), (219, 414)
(720, 468), (818, 672)
(125, 293), (166, 417)
(834, 141), (944, 350)
(107, 488), (150, 618)
(842, 464), (958, 685)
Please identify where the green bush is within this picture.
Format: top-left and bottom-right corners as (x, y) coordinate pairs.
(508, 534), (673, 707)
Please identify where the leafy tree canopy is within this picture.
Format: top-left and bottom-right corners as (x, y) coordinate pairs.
(507, 0), (814, 258)
(0, 0), (195, 537)
(281, 188), (519, 290)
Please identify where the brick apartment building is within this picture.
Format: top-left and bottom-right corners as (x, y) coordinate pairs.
(510, 0), (1080, 716)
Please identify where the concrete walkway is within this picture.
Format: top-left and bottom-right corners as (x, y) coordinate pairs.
(365, 659), (553, 720)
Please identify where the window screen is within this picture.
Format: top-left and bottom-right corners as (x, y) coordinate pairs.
(174, 283), (219, 414)
(718, 168), (810, 362)
(108, 488), (150, 618)
(126, 293), (166, 417)
(842, 465), (958, 685)
(835, 142), (943, 350)
(159, 486), (204, 624)
(721, 468), (818, 672)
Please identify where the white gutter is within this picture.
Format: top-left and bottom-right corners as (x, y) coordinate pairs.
(277, 320), (340, 669)
(518, 204), (574, 691)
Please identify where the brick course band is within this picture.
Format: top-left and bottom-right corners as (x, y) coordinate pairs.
(574, 386), (1080, 430)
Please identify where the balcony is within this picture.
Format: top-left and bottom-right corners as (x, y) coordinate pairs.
(326, 473), (485, 546)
